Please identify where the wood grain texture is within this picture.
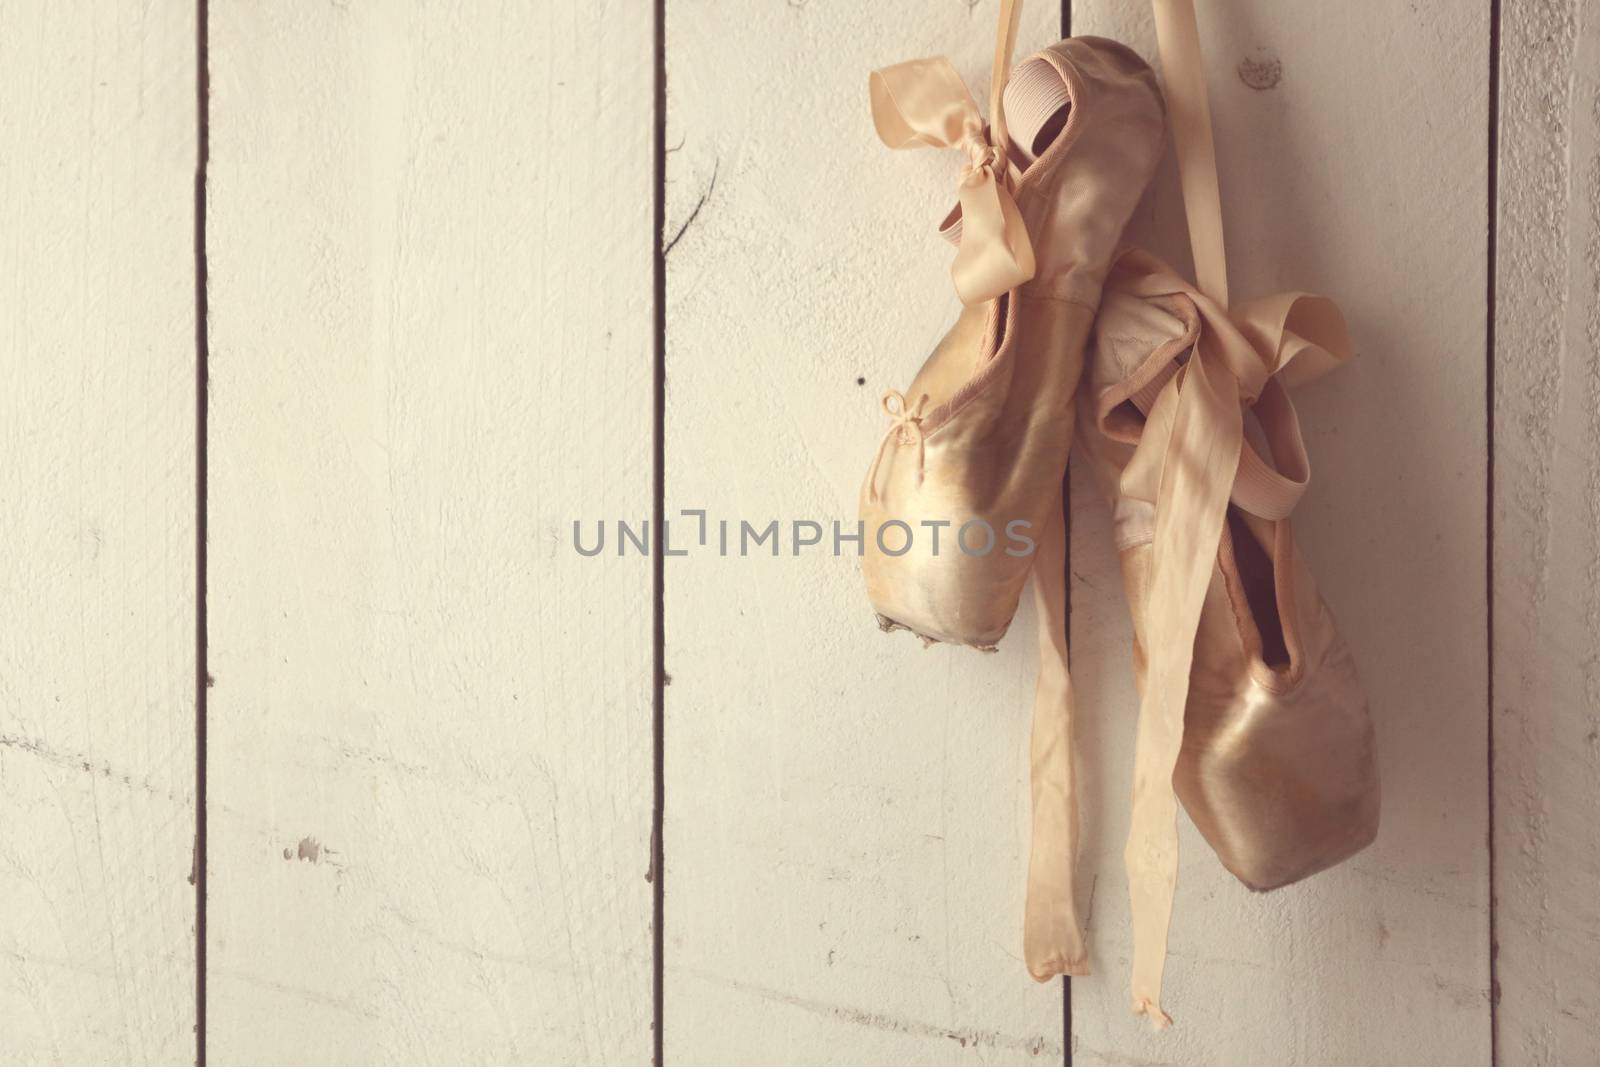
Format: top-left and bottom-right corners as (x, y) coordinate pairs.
(206, 4), (653, 1063)
(1068, 2), (1493, 1063)
(0, 3), (198, 1063)
(662, 2), (1069, 1064)
(1494, 1), (1600, 1062)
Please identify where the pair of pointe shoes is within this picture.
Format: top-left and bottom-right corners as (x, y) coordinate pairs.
(860, 30), (1379, 1025)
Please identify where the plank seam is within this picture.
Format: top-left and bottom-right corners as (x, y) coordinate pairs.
(1060, 6), (1073, 1066)
(1485, 0), (1502, 1061)
(194, 0), (211, 1063)
(653, 0), (668, 1062)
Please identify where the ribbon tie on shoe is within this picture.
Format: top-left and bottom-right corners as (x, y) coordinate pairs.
(1104, 247), (1353, 1028)
(867, 0), (1034, 305)
(865, 389), (929, 503)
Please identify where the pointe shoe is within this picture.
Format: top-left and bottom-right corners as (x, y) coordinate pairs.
(858, 10), (1166, 983)
(860, 36), (1165, 649)
(1081, 274), (1381, 890)
(1040, 0), (1384, 1026)
(1079, 250), (1381, 1022)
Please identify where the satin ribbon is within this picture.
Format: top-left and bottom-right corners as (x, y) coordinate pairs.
(868, 0), (1035, 306)
(1024, 489), (1089, 979)
(1152, 0), (1228, 309)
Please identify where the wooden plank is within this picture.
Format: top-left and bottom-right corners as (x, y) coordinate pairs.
(1494, 0), (1600, 1061)
(0, 2), (198, 1063)
(663, 3), (1069, 1063)
(206, 4), (654, 1062)
(1068, 2), (1493, 1062)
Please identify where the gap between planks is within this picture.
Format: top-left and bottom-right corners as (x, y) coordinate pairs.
(193, 0), (212, 1064)
(652, 0), (669, 1064)
(1485, 0), (1503, 1062)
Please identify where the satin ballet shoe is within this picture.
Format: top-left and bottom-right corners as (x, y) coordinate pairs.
(857, 3), (1166, 983)
(1015, 0), (1383, 1025)
(1078, 251), (1381, 1020)
(859, 34), (1165, 649)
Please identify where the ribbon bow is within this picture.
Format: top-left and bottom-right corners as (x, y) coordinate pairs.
(1113, 250), (1352, 528)
(867, 0), (1034, 306)
(865, 389), (929, 503)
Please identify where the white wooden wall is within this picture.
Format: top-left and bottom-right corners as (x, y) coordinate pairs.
(205, 4), (655, 1064)
(1494, 2), (1600, 1062)
(1, 2), (198, 1062)
(0, 1), (1594, 1064)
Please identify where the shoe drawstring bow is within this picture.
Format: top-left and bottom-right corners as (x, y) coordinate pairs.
(865, 390), (928, 503)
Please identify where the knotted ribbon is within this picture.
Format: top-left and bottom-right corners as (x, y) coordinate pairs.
(868, 0), (1034, 306)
